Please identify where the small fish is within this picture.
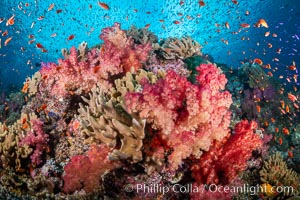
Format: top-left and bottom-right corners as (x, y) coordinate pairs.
(285, 105), (290, 113)
(264, 64), (271, 69)
(174, 20), (180, 24)
(267, 43), (272, 48)
(21, 82), (29, 93)
(41, 48), (48, 53)
(145, 24), (150, 29)
(94, 65), (100, 73)
(253, 58), (263, 65)
(279, 137), (283, 145)
(288, 150), (293, 158)
(272, 33), (278, 37)
(6, 14), (15, 26)
(288, 93), (297, 102)
(67, 34), (75, 40)
(98, 2), (110, 10)
(232, 0), (238, 4)
(256, 105), (261, 113)
(159, 19), (164, 22)
(48, 3), (55, 11)
(36, 43), (44, 48)
(288, 65), (296, 70)
(264, 31), (270, 37)
(240, 23), (250, 28)
(255, 19), (268, 28)
(28, 39), (35, 44)
(56, 9), (63, 13)
(199, 0), (205, 6)
(2, 30), (8, 36)
(37, 16), (44, 20)
(25, 2), (29, 7)
(28, 34), (34, 38)
(4, 36), (12, 46)
(282, 128), (289, 135)
(225, 22), (230, 29)
(245, 10), (250, 15)
(31, 21), (35, 28)
(276, 48), (281, 54)
(50, 33), (57, 37)
(267, 71), (273, 77)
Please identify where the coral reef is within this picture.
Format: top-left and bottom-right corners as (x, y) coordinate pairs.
(1, 23), (299, 200)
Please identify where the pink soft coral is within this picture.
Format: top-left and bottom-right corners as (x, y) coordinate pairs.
(125, 63), (232, 170)
(39, 47), (107, 97)
(39, 23), (151, 97)
(99, 22), (151, 74)
(63, 144), (121, 194)
(19, 119), (49, 166)
(192, 120), (263, 185)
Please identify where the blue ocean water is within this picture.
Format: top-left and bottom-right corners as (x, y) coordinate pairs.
(0, 0), (299, 92)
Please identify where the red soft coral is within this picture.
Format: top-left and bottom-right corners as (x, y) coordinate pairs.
(125, 64), (232, 170)
(63, 144), (121, 194)
(192, 120), (263, 185)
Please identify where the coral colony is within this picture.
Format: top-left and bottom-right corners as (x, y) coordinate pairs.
(0, 22), (299, 199)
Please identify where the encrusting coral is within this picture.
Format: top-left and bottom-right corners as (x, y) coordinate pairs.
(78, 84), (146, 163)
(259, 152), (300, 197)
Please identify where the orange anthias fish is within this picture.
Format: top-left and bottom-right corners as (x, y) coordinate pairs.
(253, 58), (263, 65)
(6, 14), (15, 26)
(278, 137), (283, 145)
(4, 37), (12, 46)
(67, 34), (75, 40)
(199, 0), (205, 6)
(282, 128), (289, 135)
(98, 2), (110, 10)
(48, 3), (55, 11)
(255, 19), (269, 28)
(288, 93), (298, 102)
(36, 43), (44, 49)
(2, 30), (8, 36)
(256, 105), (261, 113)
(145, 24), (150, 29)
(232, 0), (238, 4)
(240, 23), (250, 28)
(225, 22), (230, 29)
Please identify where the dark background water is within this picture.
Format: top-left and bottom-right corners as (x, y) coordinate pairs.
(0, 0), (299, 93)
